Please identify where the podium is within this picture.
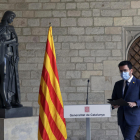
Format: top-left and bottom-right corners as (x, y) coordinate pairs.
(64, 104), (111, 140)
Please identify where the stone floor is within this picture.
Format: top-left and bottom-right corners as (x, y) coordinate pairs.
(135, 137), (140, 140)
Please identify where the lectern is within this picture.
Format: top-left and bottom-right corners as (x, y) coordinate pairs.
(64, 104), (111, 140)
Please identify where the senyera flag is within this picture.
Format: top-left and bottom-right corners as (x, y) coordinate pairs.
(38, 26), (67, 140)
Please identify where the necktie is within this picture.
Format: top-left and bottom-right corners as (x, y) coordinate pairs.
(124, 81), (129, 98)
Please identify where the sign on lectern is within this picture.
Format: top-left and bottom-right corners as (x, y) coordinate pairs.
(64, 104), (111, 118)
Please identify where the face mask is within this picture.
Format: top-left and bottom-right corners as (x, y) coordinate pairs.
(121, 71), (130, 80)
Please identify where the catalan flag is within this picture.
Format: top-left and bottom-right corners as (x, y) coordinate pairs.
(38, 26), (67, 140)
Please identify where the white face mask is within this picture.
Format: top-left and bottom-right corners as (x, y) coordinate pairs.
(121, 71), (130, 80)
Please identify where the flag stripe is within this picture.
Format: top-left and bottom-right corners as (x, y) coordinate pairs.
(43, 53), (63, 107)
(39, 85), (65, 140)
(47, 27), (56, 59)
(38, 128), (43, 140)
(42, 65), (65, 121)
(46, 39), (59, 82)
(40, 77), (67, 137)
(38, 94), (41, 106)
(39, 103), (57, 140)
(39, 115), (49, 140)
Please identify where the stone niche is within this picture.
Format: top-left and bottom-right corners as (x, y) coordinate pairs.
(123, 27), (140, 80)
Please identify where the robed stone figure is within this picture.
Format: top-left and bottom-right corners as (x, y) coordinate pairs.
(0, 11), (22, 109)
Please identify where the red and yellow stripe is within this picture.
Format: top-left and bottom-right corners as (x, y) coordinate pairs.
(38, 26), (67, 140)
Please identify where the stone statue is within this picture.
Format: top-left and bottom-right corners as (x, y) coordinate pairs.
(0, 11), (22, 109)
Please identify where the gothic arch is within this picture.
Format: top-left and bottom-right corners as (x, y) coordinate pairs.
(127, 34), (140, 79)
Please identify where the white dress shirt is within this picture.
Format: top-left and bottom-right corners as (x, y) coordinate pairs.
(123, 75), (133, 94)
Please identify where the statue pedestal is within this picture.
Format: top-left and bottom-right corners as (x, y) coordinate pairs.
(0, 107), (33, 118)
(0, 116), (38, 140)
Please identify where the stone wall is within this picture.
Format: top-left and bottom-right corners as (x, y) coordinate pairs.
(0, 0), (140, 140)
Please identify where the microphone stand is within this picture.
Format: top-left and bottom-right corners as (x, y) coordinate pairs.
(86, 79), (91, 140)
(86, 79), (90, 105)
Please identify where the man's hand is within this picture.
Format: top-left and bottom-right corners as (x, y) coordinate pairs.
(112, 105), (120, 109)
(128, 102), (137, 108)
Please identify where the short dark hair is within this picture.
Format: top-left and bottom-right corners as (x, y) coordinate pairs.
(118, 61), (132, 69)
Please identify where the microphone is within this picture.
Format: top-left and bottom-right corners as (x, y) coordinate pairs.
(86, 79), (90, 105)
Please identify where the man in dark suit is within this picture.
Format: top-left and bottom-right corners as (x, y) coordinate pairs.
(112, 61), (140, 140)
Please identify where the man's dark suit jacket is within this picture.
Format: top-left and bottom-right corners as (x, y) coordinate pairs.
(112, 76), (140, 125)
